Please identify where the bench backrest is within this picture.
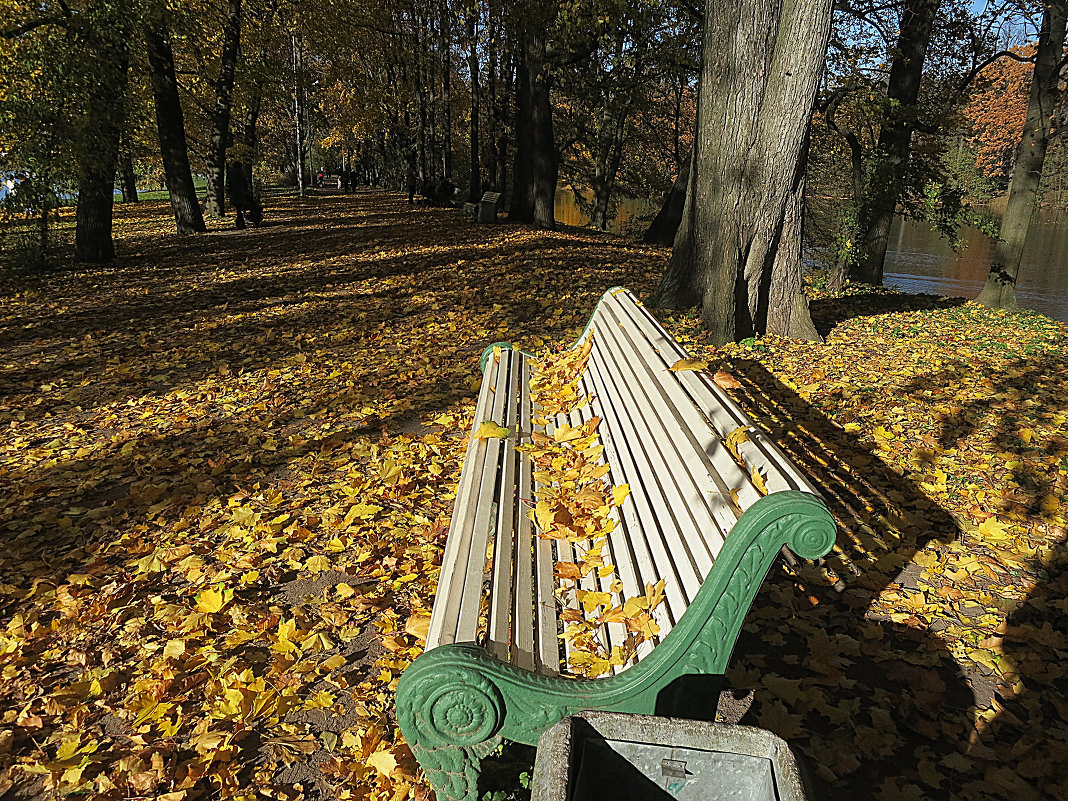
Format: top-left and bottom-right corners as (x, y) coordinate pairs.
(427, 288), (819, 674)
(480, 191), (502, 206)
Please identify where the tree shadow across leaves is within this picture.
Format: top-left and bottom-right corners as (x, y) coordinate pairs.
(701, 357), (979, 796)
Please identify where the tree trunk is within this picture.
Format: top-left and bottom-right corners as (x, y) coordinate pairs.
(509, 41), (534, 221)
(765, 140), (820, 340)
(642, 148), (691, 245)
(145, 25), (206, 234)
(486, 10), (498, 190)
(467, 4), (481, 202)
(442, 4), (452, 181)
(118, 136), (139, 203)
(649, 0), (832, 345)
(526, 26), (556, 229)
(976, 1), (1068, 309)
(76, 38), (130, 263)
(203, 0), (243, 218)
(850, 0), (939, 285)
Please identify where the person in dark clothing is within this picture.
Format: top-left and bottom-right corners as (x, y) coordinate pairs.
(226, 161), (263, 229)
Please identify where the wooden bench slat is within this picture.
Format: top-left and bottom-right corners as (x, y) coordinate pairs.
(426, 358), (502, 650)
(573, 372), (656, 667)
(571, 394), (638, 669)
(455, 352), (515, 644)
(487, 351), (523, 661)
(512, 357), (539, 672)
(607, 291), (818, 495)
(531, 395), (560, 674)
(582, 346), (693, 630)
(590, 324), (738, 581)
(594, 299), (760, 540)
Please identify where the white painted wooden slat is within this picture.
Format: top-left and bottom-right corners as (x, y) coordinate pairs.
(587, 327), (716, 599)
(606, 291), (820, 499)
(454, 351), (514, 643)
(512, 357), (538, 672)
(582, 347), (689, 631)
(572, 394), (630, 664)
(486, 351), (522, 660)
(532, 411), (561, 674)
(577, 377), (657, 669)
(426, 355), (503, 651)
(594, 302), (747, 560)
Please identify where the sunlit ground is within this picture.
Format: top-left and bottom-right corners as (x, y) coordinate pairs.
(0, 191), (1065, 800)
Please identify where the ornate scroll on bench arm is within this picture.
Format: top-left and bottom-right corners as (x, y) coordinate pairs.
(397, 492), (835, 801)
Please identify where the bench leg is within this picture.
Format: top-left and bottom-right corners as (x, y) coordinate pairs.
(396, 657), (504, 801)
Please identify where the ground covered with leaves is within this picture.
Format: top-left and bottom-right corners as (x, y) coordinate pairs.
(0, 191), (1065, 801)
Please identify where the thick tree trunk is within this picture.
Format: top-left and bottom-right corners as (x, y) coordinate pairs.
(650, 0), (832, 345)
(526, 26), (557, 229)
(442, 7), (452, 181)
(509, 44), (534, 221)
(467, 5), (481, 203)
(850, 0), (939, 285)
(118, 136), (139, 203)
(203, 0), (243, 218)
(642, 148), (691, 246)
(75, 27), (130, 262)
(765, 144), (820, 340)
(976, 1), (1068, 309)
(145, 25), (206, 234)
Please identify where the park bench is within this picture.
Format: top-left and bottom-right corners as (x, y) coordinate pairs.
(478, 191), (502, 222)
(396, 288), (836, 801)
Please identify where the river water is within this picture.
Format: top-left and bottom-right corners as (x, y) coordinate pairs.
(885, 210), (1068, 323)
(556, 190), (1068, 323)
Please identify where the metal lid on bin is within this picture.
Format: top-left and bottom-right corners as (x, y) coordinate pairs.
(532, 711), (810, 801)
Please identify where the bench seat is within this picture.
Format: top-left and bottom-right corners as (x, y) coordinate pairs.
(397, 288), (836, 800)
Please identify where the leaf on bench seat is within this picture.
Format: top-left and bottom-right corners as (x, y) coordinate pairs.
(668, 357), (709, 372)
(474, 420), (509, 439)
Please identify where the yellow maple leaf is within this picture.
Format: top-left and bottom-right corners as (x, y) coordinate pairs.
(751, 466), (769, 495)
(669, 358), (708, 372)
(977, 518), (1012, 541)
(576, 590), (612, 613)
(612, 483), (630, 507)
(195, 585), (233, 614)
(404, 613), (431, 643)
(367, 749), (398, 777)
(475, 420), (510, 439)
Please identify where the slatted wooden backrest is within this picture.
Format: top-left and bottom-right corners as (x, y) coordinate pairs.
(425, 288), (821, 676)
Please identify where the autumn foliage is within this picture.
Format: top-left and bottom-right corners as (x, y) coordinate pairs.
(1, 193), (1067, 800)
(963, 46), (1035, 181)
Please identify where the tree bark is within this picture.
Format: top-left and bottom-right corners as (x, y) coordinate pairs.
(467, 3), (481, 203)
(509, 41), (534, 221)
(649, 0), (832, 345)
(526, 25), (556, 229)
(203, 0), (243, 218)
(442, 4), (452, 181)
(850, 0), (939, 285)
(642, 148), (690, 245)
(145, 24), (206, 234)
(976, 1), (1068, 309)
(75, 36), (130, 262)
(118, 135), (139, 203)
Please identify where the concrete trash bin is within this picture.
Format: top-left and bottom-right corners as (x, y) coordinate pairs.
(531, 712), (809, 801)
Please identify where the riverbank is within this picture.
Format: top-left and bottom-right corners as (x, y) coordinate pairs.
(1, 191), (1064, 800)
